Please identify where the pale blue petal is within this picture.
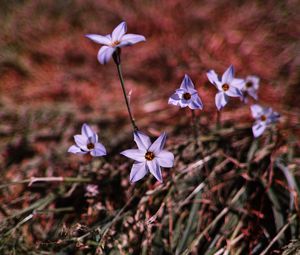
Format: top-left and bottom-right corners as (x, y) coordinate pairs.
(250, 104), (263, 119)
(268, 111), (280, 124)
(121, 34), (146, 45)
(206, 70), (219, 86)
(74, 135), (88, 148)
(112, 21), (127, 42)
(149, 132), (167, 154)
(68, 145), (87, 154)
(252, 122), (266, 137)
(91, 143), (106, 157)
(90, 133), (98, 144)
(188, 94), (203, 110)
(134, 131), (151, 151)
(231, 78), (245, 90)
(215, 92), (228, 110)
(225, 86), (243, 97)
(156, 150), (174, 168)
(168, 93), (188, 108)
(180, 74), (195, 91)
(169, 92), (181, 101)
(120, 149), (145, 162)
(147, 159), (163, 183)
(247, 89), (258, 100)
(130, 162), (148, 183)
(97, 46), (115, 64)
(222, 65), (234, 84)
(246, 75), (260, 90)
(85, 34), (111, 45)
(81, 123), (94, 139)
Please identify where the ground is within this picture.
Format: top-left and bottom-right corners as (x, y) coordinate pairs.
(0, 1), (300, 254)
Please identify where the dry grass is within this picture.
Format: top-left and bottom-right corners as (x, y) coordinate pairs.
(0, 0), (300, 254)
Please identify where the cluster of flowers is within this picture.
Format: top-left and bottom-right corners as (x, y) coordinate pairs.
(170, 65), (279, 137)
(68, 21), (280, 184)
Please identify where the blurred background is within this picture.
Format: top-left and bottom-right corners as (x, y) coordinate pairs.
(0, 0), (300, 253)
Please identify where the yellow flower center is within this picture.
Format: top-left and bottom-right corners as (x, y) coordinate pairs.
(260, 115), (267, 121)
(145, 151), (155, 161)
(111, 40), (121, 47)
(183, 92), (191, 100)
(87, 143), (95, 150)
(222, 84), (230, 91)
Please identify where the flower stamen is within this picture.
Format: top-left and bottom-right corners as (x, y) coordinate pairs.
(183, 92), (191, 100)
(111, 40), (121, 47)
(260, 115), (267, 121)
(87, 143), (95, 150)
(222, 84), (230, 91)
(145, 151), (155, 161)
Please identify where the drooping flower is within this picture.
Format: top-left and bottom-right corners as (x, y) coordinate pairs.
(234, 75), (260, 102)
(68, 123), (106, 157)
(168, 74), (203, 110)
(86, 21), (146, 64)
(251, 104), (280, 137)
(120, 131), (174, 183)
(206, 65), (243, 110)
(85, 184), (99, 197)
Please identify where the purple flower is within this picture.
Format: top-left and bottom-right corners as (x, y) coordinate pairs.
(251, 104), (280, 137)
(85, 184), (99, 197)
(120, 131), (174, 183)
(68, 123), (107, 157)
(86, 21), (146, 64)
(207, 65), (243, 110)
(235, 75), (260, 102)
(168, 74), (203, 110)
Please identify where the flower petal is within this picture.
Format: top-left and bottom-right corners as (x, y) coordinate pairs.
(121, 34), (146, 45)
(156, 150), (174, 168)
(120, 149), (145, 162)
(129, 162), (148, 183)
(168, 92), (188, 108)
(226, 86), (243, 97)
(215, 92), (228, 110)
(250, 104), (263, 118)
(112, 21), (127, 42)
(68, 145), (87, 154)
(188, 94), (203, 110)
(74, 135), (88, 148)
(147, 159), (163, 183)
(85, 34), (111, 45)
(252, 122), (267, 137)
(81, 123), (94, 138)
(180, 74), (195, 91)
(247, 89), (258, 100)
(134, 131), (151, 151)
(91, 143), (107, 157)
(97, 46), (115, 64)
(246, 75), (260, 90)
(206, 70), (219, 86)
(231, 78), (245, 90)
(222, 65), (234, 84)
(149, 132), (167, 154)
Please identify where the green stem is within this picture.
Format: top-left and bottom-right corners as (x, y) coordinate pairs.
(113, 49), (138, 131)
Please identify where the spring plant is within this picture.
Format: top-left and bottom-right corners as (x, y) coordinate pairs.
(1, 17), (298, 255)
(168, 74), (203, 110)
(251, 104), (280, 137)
(239, 75), (260, 102)
(68, 123), (107, 157)
(121, 131), (174, 183)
